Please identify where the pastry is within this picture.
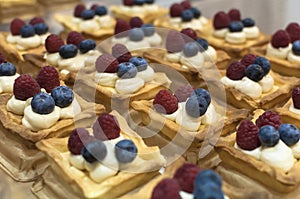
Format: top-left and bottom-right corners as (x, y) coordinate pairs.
(205, 9), (269, 58)
(54, 3), (115, 40)
(250, 24), (300, 77)
(215, 109), (300, 193)
(110, 0), (167, 24)
(33, 111), (165, 199)
(218, 54), (300, 111)
(0, 58), (20, 96)
(153, 1), (212, 36)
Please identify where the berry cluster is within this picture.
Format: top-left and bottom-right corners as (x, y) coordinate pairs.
(74, 4), (108, 20)
(169, 1), (202, 22)
(68, 113), (138, 164)
(10, 17), (48, 38)
(123, 0), (155, 6)
(226, 54), (271, 82)
(45, 32), (96, 59)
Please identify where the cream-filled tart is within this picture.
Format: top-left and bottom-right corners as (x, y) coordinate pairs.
(33, 111), (165, 199)
(0, 60), (20, 97)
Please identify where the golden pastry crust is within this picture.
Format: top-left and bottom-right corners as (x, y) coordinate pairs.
(275, 99), (300, 130)
(34, 110), (165, 199)
(218, 70), (300, 111)
(0, 93), (105, 142)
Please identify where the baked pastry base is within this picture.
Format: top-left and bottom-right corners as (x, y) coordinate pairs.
(33, 110), (165, 199)
(275, 99), (300, 130)
(250, 44), (300, 77)
(37, 0), (79, 5)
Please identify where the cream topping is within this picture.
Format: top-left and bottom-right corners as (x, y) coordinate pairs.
(243, 26), (260, 39)
(180, 52), (205, 69)
(126, 40), (150, 51)
(60, 98), (81, 119)
(165, 52), (181, 63)
(7, 96), (31, 115)
(201, 104), (217, 125)
(144, 33), (162, 46)
(179, 191), (229, 199)
(136, 66), (154, 82)
(287, 51), (300, 64)
(225, 32), (246, 44)
(266, 43), (292, 60)
(7, 33), (49, 50)
(162, 102), (183, 121)
(111, 37), (128, 45)
(115, 77), (145, 94)
(79, 20), (100, 33)
(289, 103), (300, 114)
(204, 46), (217, 62)
(291, 141), (300, 159)
(44, 52), (60, 66)
(95, 72), (119, 87)
(234, 142), (261, 160)
(234, 77), (262, 99)
(0, 73), (19, 93)
(258, 74), (274, 93)
(94, 15), (114, 28)
(213, 28), (228, 38)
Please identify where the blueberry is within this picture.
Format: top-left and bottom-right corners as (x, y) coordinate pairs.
(115, 139), (138, 163)
(129, 28), (144, 41)
(134, 0), (145, 5)
(59, 44), (78, 59)
(81, 9), (95, 20)
(145, 0), (154, 4)
(245, 64), (264, 82)
(292, 40), (300, 56)
(191, 88), (211, 105)
(34, 23), (48, 35)
(185, 95), (208, 118)
(181, 10), (194, 22)
(141, 24), (155, 36)
(95, 6), (107, 16)
(258, 125), (280, 147)
(129, 56), (148, 71)
(79, 39), (96, 54)
(20, 25), (35, 38)
(31, 93), (55, 114)
(51, 86), (74, 108)
(189, 7), (201, 19)
(253, 56), (271, 76)
(0, 62), (16, 76)
(194, 182), (224, 199)
(279, 124), (300, 146)
(196, 38), (209, 52)
(117, 62), (138, 79)
(242, 18), (255, 27)
(228, 21), (244, 32)
(194, 169), (223, 189)
(183, 42), (199, 57)
(81, 140), (107, 163)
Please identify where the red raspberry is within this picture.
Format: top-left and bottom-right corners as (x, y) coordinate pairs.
(285, 22), (300, 43)
(180, 0), (191, 10)
(228, 8), (241, 21)
(92, 113), (121, 140)
(29, 16), (45, 25)
(174, 163), (201, 193)
(255, 111), (282, 129)
(0, 52), (5, 64)
(129, 17), (143, 28)
(292, 86), (300, 109)
(166, 30), (185, 53)
(226, 61), (246, 80)
(68, 128), (95, 155)
(240, 53), (257, 67)
(174, 85), (194, 102)
(10, 18), (26, 36)
(74, 4), (86, 17)
(170, 3), (184, 18)
(151, 178), (181, 199)
(213, 11), (231, 30)
(236, 119), (260, 150)
(66, 31), (85, 47)
(95, 53), (119, 73)
(36, 66), (60, 93)
(112, 44), (132, 63)
(90, 4), (99, 10)
(45, 34), (64, 53)
(13, 74), (40, 101)
(117, 53), (132, 63)
(180, 28), (197, 41)
(153, 90), (178, 114)
(114, 19), (131, 38)
(271, 29), (290, 48)
(123, 0), (134, 6)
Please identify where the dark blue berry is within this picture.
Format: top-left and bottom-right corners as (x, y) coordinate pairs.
(196, 38), (209, 52)
(34, 23), (48, 35)
(117, 62), (138, 79)
(129, 56), (148, 71)
(79, 39), (96, 54)
(245, 64), (264, 82)
(115, 139), (138, 163)
(20, 25), (35, 38)
(181, 10), (194, 22)
(292, 40), (300, 56)
(145, 0), (154, 4)
(81, 140), (107, 163)
(194, 169), (223, 189)
(51, 86), (74, 108)
(141, 24), (155, 36)
(228, 21), (244, 32)
(81, 9), (95, 20)
(59, 44), (78, 59)
(129, 28), (144, 41)
(189, 7), (201, 19)
(242, 18), (255, 27)
(185, 95), (208, 118)
(183, 42), (199, 57)
(31, 93), (55, 114)
(134, 0), (145, 5)
(258, 125), (280, 147)
(253, 56), (271, 76)
(194, 182), (224, 199)
(95, 6), (107, 16)
(191, 88), (211, 105)
(0, 62), (16, 76)
(279, 124), (300, 146)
